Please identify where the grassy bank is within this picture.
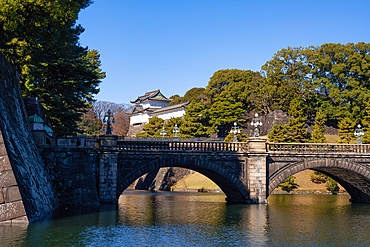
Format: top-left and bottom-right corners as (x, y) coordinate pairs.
(171, 170), (346, 194)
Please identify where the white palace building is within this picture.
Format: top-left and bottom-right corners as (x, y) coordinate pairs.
(127, 90), (190, 136)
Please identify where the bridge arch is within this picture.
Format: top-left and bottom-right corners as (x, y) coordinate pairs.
(268, 158), (370, 202)
(117, 155), (250, 203)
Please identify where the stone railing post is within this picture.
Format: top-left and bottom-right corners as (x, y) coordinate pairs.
(247, 137), (268, 203)
(98, 134), (119, 203)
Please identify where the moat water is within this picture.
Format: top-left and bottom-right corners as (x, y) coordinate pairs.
(2, 191), (370, 246)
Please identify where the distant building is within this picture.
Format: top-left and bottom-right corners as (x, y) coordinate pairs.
(127, 89), (190, 136)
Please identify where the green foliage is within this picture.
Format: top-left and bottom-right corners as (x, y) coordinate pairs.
(260, 47), (313, 113)
(286, 98), (310, 143)
(179, 101), (214, 137)
(223, 131), (248, 142)
(136, 116), (164, 137)
(260, 43), (370, 125)
(169, 88), (206, 106)
(311, 110), (327, 143)
(278, 176), (299, 192)
(268, 99), (309, 143)
(208, 93), (245, 137)
(0, 0), (104, 136)
(311, 43), (370, 122)
(337, 117), (356, 143)
(268, 123), (289, 143)
(310, 171), (327, 184)
(326, 177), (340, 194)
(136, 117), (184, 138)
(205, 69), (259, 111)
(164, 117), (184, 138)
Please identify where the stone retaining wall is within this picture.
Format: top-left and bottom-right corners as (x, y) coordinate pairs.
(0, 53), (57, 223)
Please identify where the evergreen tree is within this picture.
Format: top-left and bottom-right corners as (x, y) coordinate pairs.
(169, 88), (206, 106)
(278, 176), (299, 192)
(311, 109), (327, 143)
(164, 117), (184, 138)
(326, 177), (339, 194)
(268, 123), (289, 143)
(310, 171), (327, 184)
(208, 92), (245, 137)
(136, 116), (164, 137)
(179, 101), (214, 137)
(286, 98), (309, 143)
(337, 117), (356, 143)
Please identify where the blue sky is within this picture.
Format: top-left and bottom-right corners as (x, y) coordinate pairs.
(77, 0), (370, 104)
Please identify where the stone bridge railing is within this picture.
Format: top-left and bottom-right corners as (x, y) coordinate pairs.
(267, 143), (370, 153)
(117, 140), (247, 152)
(33, 130), (370, 155)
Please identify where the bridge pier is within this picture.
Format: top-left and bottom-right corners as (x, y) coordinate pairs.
(99, 135), (119, 203)
(247, 138), (268, 203)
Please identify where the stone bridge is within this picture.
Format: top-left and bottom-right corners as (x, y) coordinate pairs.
(37, 134), (370, 205)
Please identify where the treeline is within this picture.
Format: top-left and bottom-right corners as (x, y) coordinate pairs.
(138, 42), (370, 143)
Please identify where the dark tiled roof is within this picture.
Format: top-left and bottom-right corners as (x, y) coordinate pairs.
(130, 101), (190, 116)
(152, 101), (190, 114)
(130, 89), (172, 104)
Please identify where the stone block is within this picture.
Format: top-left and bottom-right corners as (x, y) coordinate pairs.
(0, 201), (27, 222)
(0, 170), (17, 187)
(0, 156), (12, 172)
(5, 187), (22, 202)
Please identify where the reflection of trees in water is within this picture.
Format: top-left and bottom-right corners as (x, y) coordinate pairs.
(117, 191), (269, 245)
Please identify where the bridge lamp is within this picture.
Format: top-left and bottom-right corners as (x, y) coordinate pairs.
(354, 124), (364, 144)
(173, 123), (180, 141)
(102, 109), (115, 135)
(160, 126), (167, 140)
(251, 113), (262, 137)
(230, 122), (240, 142)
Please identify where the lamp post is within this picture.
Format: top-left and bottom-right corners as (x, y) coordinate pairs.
(251, 113), (262, 137)
(160, 126), (167, 140)
(354, 124), (364, 144)
(230, 122), (240, 142)
(173, 123), (180, 141)
(102, 109), (115, 135)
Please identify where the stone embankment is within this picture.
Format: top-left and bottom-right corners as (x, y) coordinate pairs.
(0, 53), (58, 223)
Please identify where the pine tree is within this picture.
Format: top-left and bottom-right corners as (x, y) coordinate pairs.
(164, 117), (184, 138)
(136, 116), (164, 137)
(208, 93), (245, 137)
(179, 101), (214, 137)
(337, 117), (356, 144)
(278, 176), (299, 192)
(286, 98), (309, 143)
(268, 123), (289, 143)
(311, 109), (327, 143)
(326, 177), (339, 194)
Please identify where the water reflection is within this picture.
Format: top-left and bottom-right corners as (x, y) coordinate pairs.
(1, 192), (370, 246)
